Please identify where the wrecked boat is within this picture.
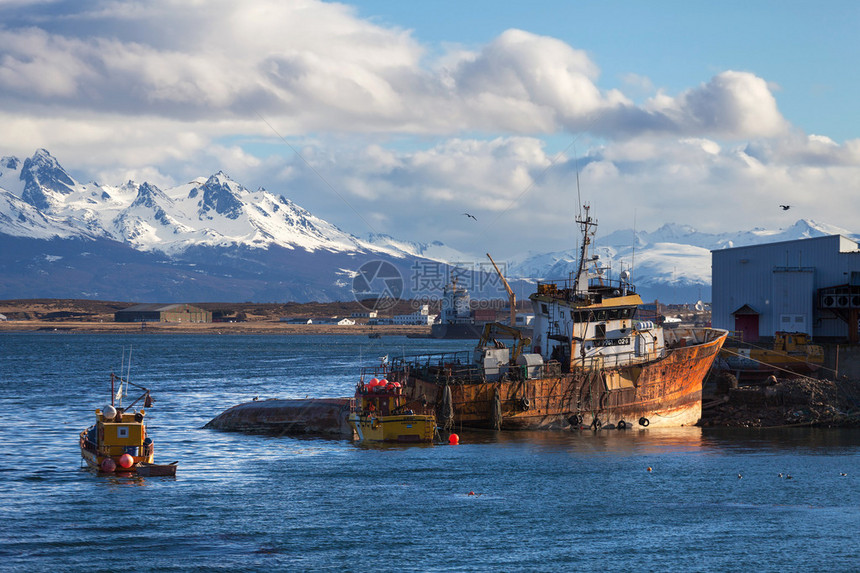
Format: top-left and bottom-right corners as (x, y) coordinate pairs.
(390, 205), (728, 430)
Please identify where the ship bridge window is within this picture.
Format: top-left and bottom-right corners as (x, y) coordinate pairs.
(595, 310), (607, 321)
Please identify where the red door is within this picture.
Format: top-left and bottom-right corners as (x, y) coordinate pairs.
(734, 314), (759, 342)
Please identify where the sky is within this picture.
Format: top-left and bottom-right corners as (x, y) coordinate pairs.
(1, 0), (858, 259)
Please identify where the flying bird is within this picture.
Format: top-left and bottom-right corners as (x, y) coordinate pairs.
(779, 205), (791, 210)
(463, 212), (477, 221)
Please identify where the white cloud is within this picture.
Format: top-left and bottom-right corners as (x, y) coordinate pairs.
(0, 0), (857, 260)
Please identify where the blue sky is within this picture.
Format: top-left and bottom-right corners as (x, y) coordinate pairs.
(353, 0), (859, 142)
(0, 0), (858, 258)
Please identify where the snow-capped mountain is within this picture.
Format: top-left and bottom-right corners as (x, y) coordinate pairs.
(508, 220), (860, 302)
(1, 149), (413, 256)
(0, 149), (480, 301)
(2, 149), (857, 303)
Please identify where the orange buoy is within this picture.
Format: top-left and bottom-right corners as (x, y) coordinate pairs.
(118, 453), (134, 469)
(448, 433), (459, 445)
(647, 466), (652, 472)
(468, 491), (475, 496)
(100, 458), (116, 472)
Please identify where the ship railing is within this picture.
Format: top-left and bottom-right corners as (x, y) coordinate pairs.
(535, 277), (636, 299)
(389, 351), (485, 383)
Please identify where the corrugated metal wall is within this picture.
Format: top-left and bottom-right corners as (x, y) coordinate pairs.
(712, 235), (860, 339)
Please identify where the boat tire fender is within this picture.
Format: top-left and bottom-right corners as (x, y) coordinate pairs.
(134, 412), (143, 423)
(590, 418), (602, 430)
(567, 414), (583, 426)
(639, 417), (650, 427)
(520, 397), (530, 411)
(617, 420), (627, 430)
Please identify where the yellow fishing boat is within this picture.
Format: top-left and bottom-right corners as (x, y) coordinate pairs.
(347, 368), (436, 443)
(79, 370), (174, 474)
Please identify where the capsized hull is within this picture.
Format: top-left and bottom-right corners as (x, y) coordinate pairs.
(348, 413), (436, 443)
(402, 327), (727, 430)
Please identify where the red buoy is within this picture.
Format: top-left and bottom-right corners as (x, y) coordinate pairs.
(118, 453), (134, 469)
(448, 433), (459, 445)
(100, 458), (116, 472)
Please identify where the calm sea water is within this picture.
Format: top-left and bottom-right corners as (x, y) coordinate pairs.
(1, 332), (859, 572)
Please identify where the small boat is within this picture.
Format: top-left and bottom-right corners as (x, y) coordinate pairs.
(347, 367), (436, 443)
(79, 369), (174, 474)
(136, 461), (178, 477)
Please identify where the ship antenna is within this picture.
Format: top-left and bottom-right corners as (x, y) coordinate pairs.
(574, 143), (583, 222)
(631, 208), (636, 284)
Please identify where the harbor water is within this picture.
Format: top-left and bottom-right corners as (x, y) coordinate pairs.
(1, 332), (859, 572)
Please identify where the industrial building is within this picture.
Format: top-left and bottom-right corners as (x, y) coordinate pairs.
(115, 303), (212, 323)
(711, 235), (860, 343)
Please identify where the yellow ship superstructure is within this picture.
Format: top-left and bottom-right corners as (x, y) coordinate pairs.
(347, 376), (436, 443)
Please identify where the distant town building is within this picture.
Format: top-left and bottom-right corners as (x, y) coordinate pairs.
(391, 304), (437, 325)
(350, 311), (378, 318)
(712, 234), (860, 343)
(115, 303), (212, 323)
(337, 318), (356, 326)
(515, 313), (534, 327)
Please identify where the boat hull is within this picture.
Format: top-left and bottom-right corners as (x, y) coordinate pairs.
(348, 413), (436, 443)
(401, 327), (727, 430)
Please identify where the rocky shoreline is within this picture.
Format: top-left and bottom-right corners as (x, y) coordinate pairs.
(700, 375), (860, 428)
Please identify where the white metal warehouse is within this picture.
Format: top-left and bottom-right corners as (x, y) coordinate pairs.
(711, 234), (860, 343)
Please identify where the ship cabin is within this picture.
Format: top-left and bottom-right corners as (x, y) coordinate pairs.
(529, 277), (666, 373)
(354, 377), (409, 416)
(80, 407), (154, 465)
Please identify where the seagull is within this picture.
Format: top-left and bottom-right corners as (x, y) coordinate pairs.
(738, 473), (742, 479)
(463, 212), (477, 221)
(840, 472), (847, 477)
(779, 205), (791, 210)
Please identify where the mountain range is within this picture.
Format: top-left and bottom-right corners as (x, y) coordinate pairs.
(1, 149), (856, 303)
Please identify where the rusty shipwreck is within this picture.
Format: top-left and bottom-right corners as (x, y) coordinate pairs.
(389, 205), (728, 430)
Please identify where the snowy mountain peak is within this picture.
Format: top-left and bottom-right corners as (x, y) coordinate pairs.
(197, 173), (244, 220)
(20, 148), (77, 211)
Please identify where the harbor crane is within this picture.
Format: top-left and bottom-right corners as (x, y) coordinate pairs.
(486, 252), (516, 328)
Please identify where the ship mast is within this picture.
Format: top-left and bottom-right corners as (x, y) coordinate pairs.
(573, 205), (597, 296)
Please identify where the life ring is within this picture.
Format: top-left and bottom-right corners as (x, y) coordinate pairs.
(520, 397), (531, 411)
(639, 417), (650, 427)
(590, 418), (602, 430)
(617, 420), (627, 429)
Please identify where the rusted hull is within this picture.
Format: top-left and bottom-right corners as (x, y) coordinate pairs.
(402, 328), (727, 430)
(204, 398), (353, 436)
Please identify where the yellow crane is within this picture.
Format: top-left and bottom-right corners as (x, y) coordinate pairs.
(486, 253), (516, 327)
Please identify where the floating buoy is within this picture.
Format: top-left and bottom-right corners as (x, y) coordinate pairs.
(468, 491), (475, 496)
(449, 433), (459, 445)
(647, 466), (652, 472)
(118, 453), (134, 469)
(100, 458), (116, 473)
